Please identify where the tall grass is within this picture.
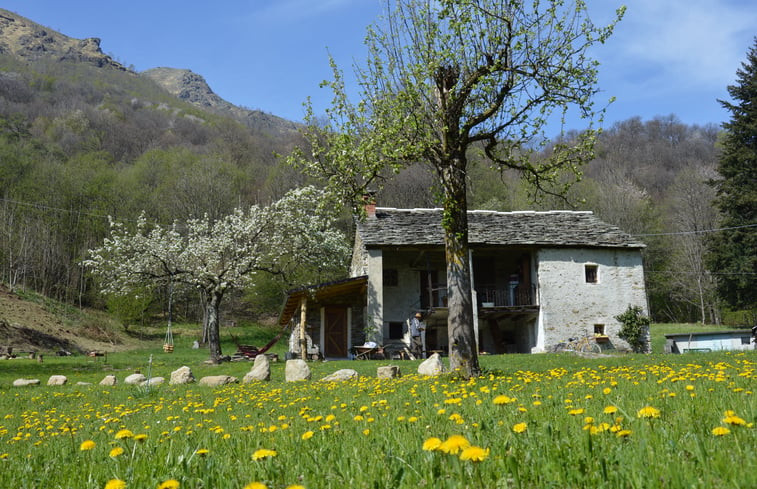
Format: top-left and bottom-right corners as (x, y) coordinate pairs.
(0, 348), (754, 488)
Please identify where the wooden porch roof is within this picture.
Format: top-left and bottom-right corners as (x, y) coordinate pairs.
(278, 275), (368, 326)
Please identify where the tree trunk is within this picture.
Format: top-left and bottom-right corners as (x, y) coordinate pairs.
(441, 159), (480, 378)
(205, 290), (223, 363)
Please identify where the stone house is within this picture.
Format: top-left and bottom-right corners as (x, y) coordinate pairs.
(278, 206), (648, 358)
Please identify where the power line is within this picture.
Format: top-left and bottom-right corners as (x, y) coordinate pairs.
(633, 223), (757, 237)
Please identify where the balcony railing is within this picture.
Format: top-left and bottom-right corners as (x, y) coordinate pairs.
(477, 284), (537, 307)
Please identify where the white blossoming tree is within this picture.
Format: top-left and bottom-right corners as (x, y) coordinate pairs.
(85, 186), (349, 363)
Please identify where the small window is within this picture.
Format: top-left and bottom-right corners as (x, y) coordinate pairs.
(741, 336), (750, 345)
(594, 324), (605, 335)
(383, 268), (398, 287)
(585, 264), (598, 283)
(388, 321), (404, 340)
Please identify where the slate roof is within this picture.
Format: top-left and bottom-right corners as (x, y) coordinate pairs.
(357, 208), (646, 249)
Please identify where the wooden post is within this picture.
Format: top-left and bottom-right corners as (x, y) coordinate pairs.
(299, 296), (307, 360)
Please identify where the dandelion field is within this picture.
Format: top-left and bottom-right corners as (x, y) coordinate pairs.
(0, 351), (755, 489)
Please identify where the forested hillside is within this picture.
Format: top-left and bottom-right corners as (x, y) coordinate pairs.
(0, 9), (740, 326)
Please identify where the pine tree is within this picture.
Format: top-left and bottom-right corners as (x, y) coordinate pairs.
(708, 38), (757, 311)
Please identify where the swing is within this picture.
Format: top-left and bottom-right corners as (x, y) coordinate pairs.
(163, 323), (174, 353)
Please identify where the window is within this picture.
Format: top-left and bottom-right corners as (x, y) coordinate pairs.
(585, 264), (598, 283)
(388, 321), (404, 340)
(383, 268), (398, 287)
(594, 324), (605, 335)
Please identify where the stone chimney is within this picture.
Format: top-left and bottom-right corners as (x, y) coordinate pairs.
(362, 192), (376, 219)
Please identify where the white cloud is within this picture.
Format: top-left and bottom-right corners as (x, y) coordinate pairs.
(601, 0), (757, 90)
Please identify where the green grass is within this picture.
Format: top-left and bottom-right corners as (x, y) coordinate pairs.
(0, 343), (755, 488)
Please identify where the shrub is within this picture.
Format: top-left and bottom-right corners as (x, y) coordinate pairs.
(615, 305), (651, 352)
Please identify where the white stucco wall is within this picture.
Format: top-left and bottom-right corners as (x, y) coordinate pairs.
(365, 249), (384, 343)
(535, 247), (647, 352)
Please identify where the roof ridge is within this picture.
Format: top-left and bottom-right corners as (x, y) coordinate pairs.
(375, 207), (593, 216)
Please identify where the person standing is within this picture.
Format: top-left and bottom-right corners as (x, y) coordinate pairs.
(409, 312), (425, 358)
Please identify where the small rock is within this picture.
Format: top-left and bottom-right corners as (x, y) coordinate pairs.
(13, 378), (40, 387)
(198, 375), (238, 387)
(243, 354), (271, 383)
(377, 365), (401, 379)
(170, 366), (195, 385)
(285, 359), (311, 382)
(124, 373), (147, 385)
(320, 369), (359, 382)
(99, 375), (117, 386)
(47, 375), (67, 386)
(142, 377), (164, 386)
(418, 353), (445, 376)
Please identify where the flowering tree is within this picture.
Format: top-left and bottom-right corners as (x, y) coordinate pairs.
(85, 186), (349, 363)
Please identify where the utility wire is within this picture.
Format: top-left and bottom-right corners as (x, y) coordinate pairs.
(633, 223), (757, 237)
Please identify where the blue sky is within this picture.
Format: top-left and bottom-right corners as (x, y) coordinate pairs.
(3, 1), (756, 136)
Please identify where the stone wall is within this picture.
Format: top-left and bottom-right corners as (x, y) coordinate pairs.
(536, 247), (648, 352)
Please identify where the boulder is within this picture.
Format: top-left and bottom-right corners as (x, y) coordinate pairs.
(99, 374), (117, 386)
(418, 353), (445, 376)
(76, 382), (92, 386)
(198, 375), (238, 387)
(47, 375), (68, 386)
(124, 373), (146, 385)
(13, 378), (40, 387)
(170, 366), (195, 385)
(320, 369), (359, 382)
(285, 359), (311, 382)
(142, 377), (164, 386)
(377, 365), (402, 379)
(243, 354), (270, 383)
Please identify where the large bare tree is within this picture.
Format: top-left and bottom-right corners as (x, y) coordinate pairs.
(289, 0), (624, 377)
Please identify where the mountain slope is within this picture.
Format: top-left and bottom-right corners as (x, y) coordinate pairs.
(0, 8), (129, 71)
(143, 67), (299, 136)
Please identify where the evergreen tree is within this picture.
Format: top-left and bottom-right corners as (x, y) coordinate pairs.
(708, 38), (757, 310)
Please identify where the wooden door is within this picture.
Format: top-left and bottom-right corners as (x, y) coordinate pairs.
(324, 307), (348, 358)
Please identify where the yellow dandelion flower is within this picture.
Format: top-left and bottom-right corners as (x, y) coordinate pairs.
(285, 486), (306, 489)
(105, 480), (126, 489)
(0, 453), (8, 459)
(685, 385), (695, 391)
(115, 429), (133, 439)
(195, 449), (209, 457)
(362, 429), (370, 436)
(616, 429), (632, 438)
(459, 446), (490, 462)
(723, 415), (747, 426)
(301, 431), (314, 440)
(603, 387), (612, 394)
(712, 426), (730, 436)
(80, 440), (96, 451)
(157, 480), (180, 489)
(243, 483), (268, 489)
(251, 449), (277, 461)
(636, 406), (660, 419)
(568, 408), (585, 416)
(493, 395), (516, 405)
(603, 406), (618, 415)
(422, 437), (442, 451)
(439, 435), (470, 454)
(512, 422), (528, 434)
(134, 434), (148, 443)
(109, 446), (124, 458)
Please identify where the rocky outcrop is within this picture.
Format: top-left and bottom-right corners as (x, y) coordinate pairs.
(0, 9), (129, 71)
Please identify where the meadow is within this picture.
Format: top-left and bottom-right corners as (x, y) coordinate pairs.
(0, 328), (754, 489)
